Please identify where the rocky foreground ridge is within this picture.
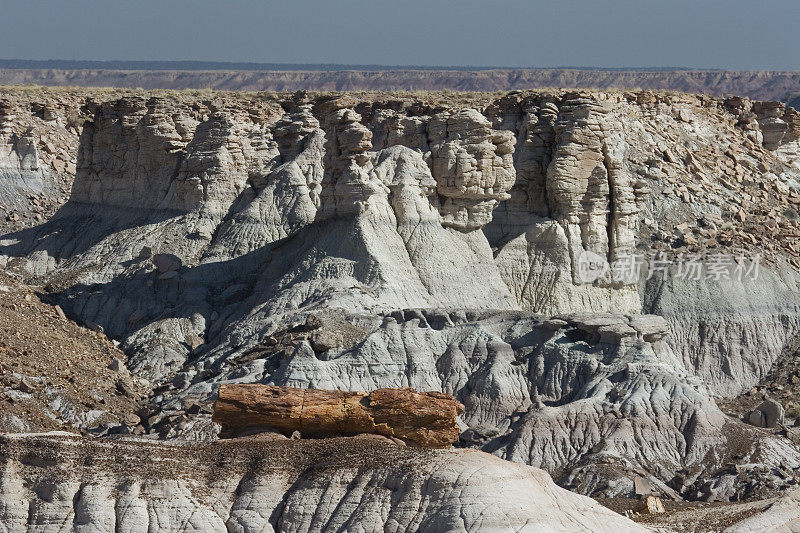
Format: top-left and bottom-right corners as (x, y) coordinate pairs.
(0, 432), (645, 532)
(1, 86), (800, 530)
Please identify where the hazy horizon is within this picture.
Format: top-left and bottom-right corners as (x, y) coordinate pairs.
(2, 1), (800, 71)
(2, 59), (789, 72)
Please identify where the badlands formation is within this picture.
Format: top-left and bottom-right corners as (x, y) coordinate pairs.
(0, 86), (800, 530)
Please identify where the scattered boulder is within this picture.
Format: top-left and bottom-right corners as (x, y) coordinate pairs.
(152, 253), (181, 274)
(115, 379), (135, 398)
(184, 400), (202, 415)
(305, 313), (324, 330)
(748, 410), (766, 427)
(137, 246), (153, 260)
(634, 476), (656, 497)
(171, 372), (192, 389)
(184, 333), (204, 350)
(747, 399), (785, 428)
(84, 320), (104, 334)
(310, 329), (342, 352)
(18, 378), (36, 394)
(108, 357), (125, 372)
(637, 495), (666, 515)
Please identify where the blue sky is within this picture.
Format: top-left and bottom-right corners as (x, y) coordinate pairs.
(1, 0), (798, 69)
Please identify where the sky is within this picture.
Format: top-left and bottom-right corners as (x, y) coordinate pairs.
(1, 0), (799, 70)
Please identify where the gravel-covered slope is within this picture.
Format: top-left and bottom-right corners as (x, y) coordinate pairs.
(0, 271), (147, 434)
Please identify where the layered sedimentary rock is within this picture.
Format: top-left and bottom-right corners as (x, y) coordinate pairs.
(168, 310), (797, 501)
(0, 433), (645, 533)
(0, 93), (83, 232)
(213, 385), (464, 447)
(1, 87), (800, 505)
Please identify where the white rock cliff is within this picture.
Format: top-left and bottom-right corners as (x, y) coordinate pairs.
(2, 88), (800, 528)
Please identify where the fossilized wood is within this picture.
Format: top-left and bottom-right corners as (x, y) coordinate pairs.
(213, 384), (465, 448)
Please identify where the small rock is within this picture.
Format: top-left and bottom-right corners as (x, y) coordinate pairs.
(634, 476), (655, 496)
(152, 253), (181, 274)
(747, 410), (766, 428)
(185, 401), (202, 415)
(290, 430), (302, 440)
(85, 320), (104, 334)
(747, 398), (785, 428)
(54, 305), (67, 321)
(18, 378), (36, 394)
(116, 379), (135, 398)
(353, 433), (398, 445)
(541, 318), (568, 330)
(108, 357), (125, 372)
(310, 329), (342, 353)
(123, 413), (141, 426)
(184, 333), (204, 350)
(305, 313), (324, 330)
(637, 495), (665, 515)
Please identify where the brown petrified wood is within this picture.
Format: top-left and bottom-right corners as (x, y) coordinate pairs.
(213, 384), (465, 448)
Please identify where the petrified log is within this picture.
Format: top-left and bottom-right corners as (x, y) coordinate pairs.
(213, 384), (465, 448)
